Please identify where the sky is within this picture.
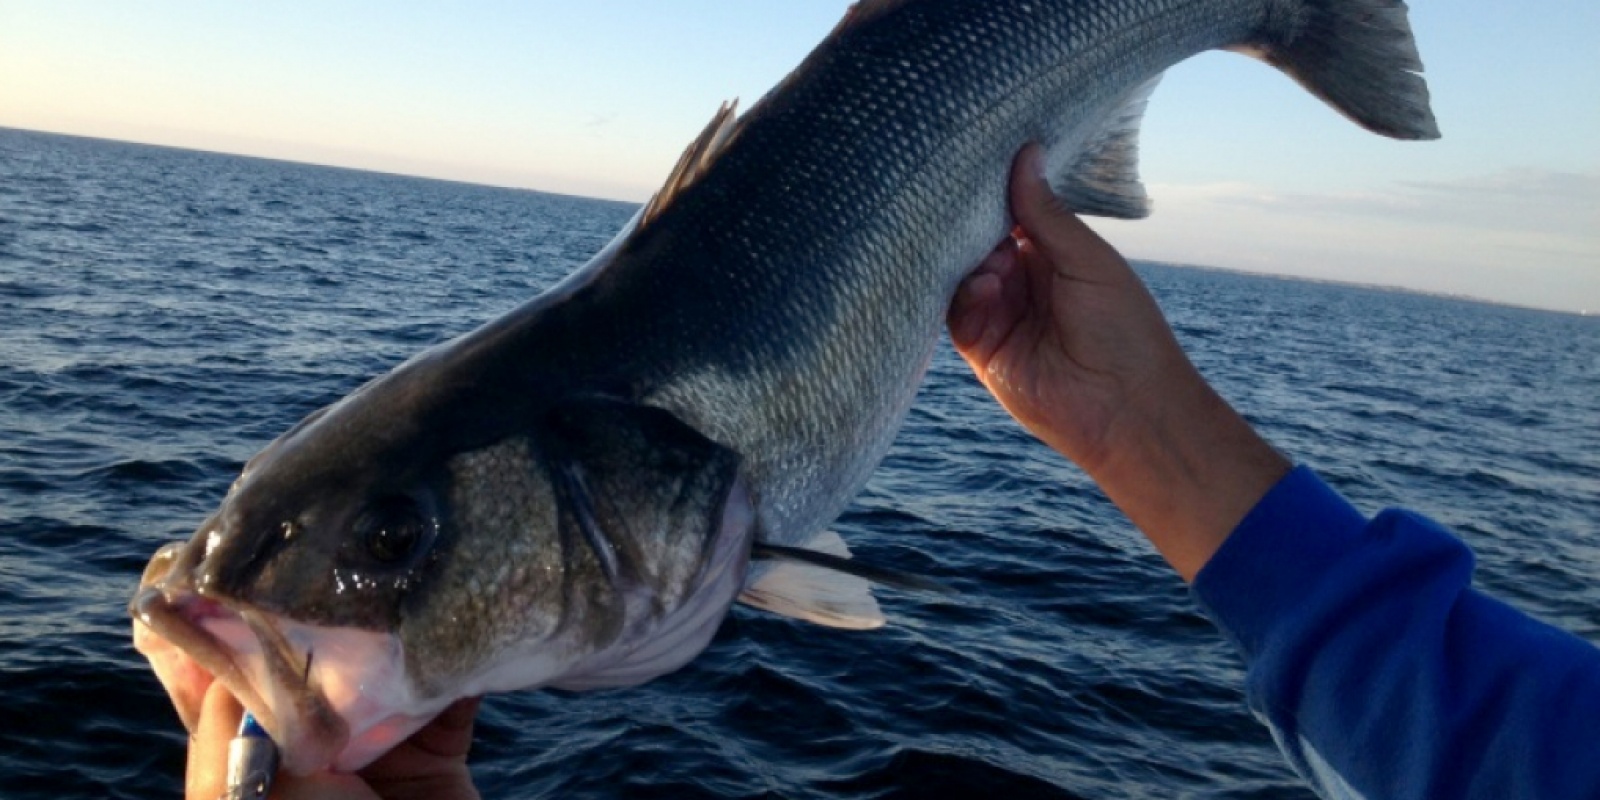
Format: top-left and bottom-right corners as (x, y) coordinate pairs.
(2, 1), (1596, 313)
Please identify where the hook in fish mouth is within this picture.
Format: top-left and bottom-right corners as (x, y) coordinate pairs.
(130, 541), (350, 774)
(131, 538), (440, 774)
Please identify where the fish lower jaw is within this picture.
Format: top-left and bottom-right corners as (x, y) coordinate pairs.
(131, 586), (351, 773)
(131, 584), (433, 774)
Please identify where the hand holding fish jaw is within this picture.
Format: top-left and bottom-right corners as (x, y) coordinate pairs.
(948, 144), (1290, 582)
(185, 679), (481, 800)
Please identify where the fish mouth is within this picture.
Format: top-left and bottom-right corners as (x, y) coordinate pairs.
(131, 541), (349, 774)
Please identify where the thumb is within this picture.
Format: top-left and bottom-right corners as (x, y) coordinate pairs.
(1008, 144), (1127, 283)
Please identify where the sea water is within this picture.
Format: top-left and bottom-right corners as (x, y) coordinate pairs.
(2, 127), (1596, 799)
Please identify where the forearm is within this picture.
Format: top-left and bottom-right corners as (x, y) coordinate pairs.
(1085, 360), (1289, 582)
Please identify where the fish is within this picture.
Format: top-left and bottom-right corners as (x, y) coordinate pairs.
(131, 0), (1438, 776)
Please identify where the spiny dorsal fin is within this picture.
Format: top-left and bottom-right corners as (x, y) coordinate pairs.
(639, 100), (742, 229)
(635, 0), (912, 232)
(1054, 75), (1162, 220)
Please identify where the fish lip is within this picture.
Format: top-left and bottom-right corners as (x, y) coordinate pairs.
(131, 544), (351, 774)
(131, 584), (257, 727)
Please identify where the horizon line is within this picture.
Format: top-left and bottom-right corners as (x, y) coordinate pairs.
(3, 124), (1587, 319)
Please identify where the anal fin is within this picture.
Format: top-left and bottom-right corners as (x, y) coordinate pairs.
(1054, 76), (1161, 220)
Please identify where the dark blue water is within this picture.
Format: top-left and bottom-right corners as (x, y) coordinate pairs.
(2, 127), (1596, 799)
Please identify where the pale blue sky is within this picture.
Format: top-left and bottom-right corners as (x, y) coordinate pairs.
(2, 1), (1595, 312)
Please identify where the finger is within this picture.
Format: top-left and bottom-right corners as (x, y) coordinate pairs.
(272, 772), (380, 800)
(1008, 143), (1130, 283)
(360, 696), (483, 788)
(949, 243), (1026, 361)
(407, 697), (481, 761)
(948, 270), (1001, 352)
(948, 243), (1009, 349)
(171, 663), (215, 735)
(185, 680), (244, 800)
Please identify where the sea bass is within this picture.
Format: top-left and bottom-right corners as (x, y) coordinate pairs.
(132, 0), (1437, 774)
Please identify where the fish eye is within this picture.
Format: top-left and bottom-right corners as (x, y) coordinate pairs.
(359, 496), (428, 565)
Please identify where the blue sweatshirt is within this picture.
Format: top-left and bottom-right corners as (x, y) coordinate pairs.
(1192, 466), (1600, 799)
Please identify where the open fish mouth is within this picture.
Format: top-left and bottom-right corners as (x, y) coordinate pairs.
(130, 541), (348, 773)
(131, 542), (425, 774)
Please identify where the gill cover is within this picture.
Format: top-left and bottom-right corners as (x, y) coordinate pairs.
(397, 395), (755, 696)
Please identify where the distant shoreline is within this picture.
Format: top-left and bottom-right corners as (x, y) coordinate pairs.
(3, 124), (1589, 319)
(1130, 259), (1593, 320)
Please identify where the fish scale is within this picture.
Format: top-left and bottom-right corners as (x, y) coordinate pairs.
(132, 0), (1437, 775)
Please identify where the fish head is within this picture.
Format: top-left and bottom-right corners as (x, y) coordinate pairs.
(130, 368), (470, 775)
(132, 354), (756, 774)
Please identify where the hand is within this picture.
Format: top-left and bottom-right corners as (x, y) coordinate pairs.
(185, 680), (481, 800)
(947, 144), (1195, 475)
(948, 144), (1289, 581)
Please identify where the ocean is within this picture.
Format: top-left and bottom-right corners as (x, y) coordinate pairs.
(1, 126), (1595, 799)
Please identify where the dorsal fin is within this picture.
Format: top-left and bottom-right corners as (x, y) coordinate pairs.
(1053, 75), (1162, 220)
(639, 100), (742, 229)
(634, 1), (919, 233)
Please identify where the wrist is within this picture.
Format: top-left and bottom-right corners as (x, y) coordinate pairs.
(1087, 367), (1289, 581)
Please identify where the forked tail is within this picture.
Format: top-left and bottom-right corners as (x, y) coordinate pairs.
(1237, 0), (1440, 139)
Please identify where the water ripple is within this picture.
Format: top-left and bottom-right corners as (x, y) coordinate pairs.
(1, 128), (1595, 799)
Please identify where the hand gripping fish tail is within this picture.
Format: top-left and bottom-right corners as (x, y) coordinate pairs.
(131, 0), (1437, 776)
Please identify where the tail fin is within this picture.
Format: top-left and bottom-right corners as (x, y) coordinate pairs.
(1236, 0), (1440, 139)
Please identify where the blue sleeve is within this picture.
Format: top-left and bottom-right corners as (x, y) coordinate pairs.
(1192, 466), (1600, 799)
